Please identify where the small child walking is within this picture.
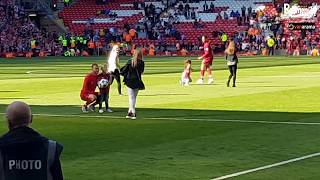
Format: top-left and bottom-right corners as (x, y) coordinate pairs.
(180, 60), (192, 86)
(97, 64), (113, 113)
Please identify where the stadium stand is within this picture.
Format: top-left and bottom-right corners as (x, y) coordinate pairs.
(59, 0), (274, 46)
(1, 0), (320, 57)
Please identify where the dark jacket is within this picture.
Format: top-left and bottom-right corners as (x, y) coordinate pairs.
(121, 60), (145, 89)
(0, 126), (63, 180)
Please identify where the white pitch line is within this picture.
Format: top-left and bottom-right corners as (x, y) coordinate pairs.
(0, 113), (319, 126)
(149, 117), (320, 125)
(26, 70), (39, 74)
(210, 152), (320, 180)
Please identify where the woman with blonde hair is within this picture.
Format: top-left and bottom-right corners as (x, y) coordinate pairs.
(120, 48), (145, 119)
(225, 37), (238, 87)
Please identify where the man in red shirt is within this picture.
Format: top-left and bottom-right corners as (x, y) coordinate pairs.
(197, 36), (214, 84)
(80, 64), (99, 113)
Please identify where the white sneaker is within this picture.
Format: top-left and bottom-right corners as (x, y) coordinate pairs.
(98, 109), (104, 113)
(126, 112), (133, 119)
(81, 105), (88, 113)
(208, 78), (214, 84)
(196, 79), (204, 84)
(106, 109), (113, 113)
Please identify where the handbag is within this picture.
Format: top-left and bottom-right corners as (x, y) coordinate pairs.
(227, 61), (236, 66)
(226, 54), (237, 66)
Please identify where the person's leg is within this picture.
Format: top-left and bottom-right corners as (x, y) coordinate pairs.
(130, 89), (138, 114)
(98, 93), (103, 110)
(197, 62), (205, 84)
(113, 70), (122, 95)
(89, 93), (99, 111)
(227, 65), (233, 87)
(131, 89), (139, 119)
(81, 94), (97, 112)
(127, 87), (134, 117)
(232, 65), (237, 87)
(80, 94), (89, 112)
(104, 93), (109, 110)
(105, 93), (113, 112)
(207, 65), (213, 84)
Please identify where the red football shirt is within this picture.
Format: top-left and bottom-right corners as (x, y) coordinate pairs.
(201, 42), (213, 65)
(80, 72), (98, 95)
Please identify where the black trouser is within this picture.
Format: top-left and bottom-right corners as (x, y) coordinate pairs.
(227, 64), (237, 86)
(268, 47), (274, 56)
(97, 92), (109, 110)
(63, 46), (68, 52)
(112, 69), (122, 95)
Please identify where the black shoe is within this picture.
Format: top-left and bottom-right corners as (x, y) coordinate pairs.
(131, 113), (137, 120)
(126, 112), (133, 119)
(232, 84), (236, 87)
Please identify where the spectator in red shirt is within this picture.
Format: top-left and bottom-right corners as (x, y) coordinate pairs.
(80, 64), (99, 113)
(196, 36), (214, 84)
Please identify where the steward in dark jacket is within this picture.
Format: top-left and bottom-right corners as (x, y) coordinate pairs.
(0, 101), (63, 180)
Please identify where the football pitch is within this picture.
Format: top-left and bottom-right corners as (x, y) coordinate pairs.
(0, 56), (320, 179)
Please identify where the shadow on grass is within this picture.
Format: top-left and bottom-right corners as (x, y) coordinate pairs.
(0, 91), (20, 93)
(0, 104), (319, 123)
(246, 85), (294, 88)
(1, 103), (320, 178)
(0, 98), (29, 100)
(139, 93), (190, 97)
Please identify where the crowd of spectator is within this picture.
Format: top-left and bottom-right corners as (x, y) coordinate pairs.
(2, 0), (320, 57)
(0, 1), (66, 57)
(226, 2), (320, 56)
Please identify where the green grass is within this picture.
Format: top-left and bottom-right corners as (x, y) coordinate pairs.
(0, 56), (320, 179)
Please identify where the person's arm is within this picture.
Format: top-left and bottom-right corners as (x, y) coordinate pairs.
(120, 61), (130, 76)
(108, 74), (114, 85)
(82, 75), (89, 93)
(198, 46), (210, 59)
(116, 56), (121, 69)
(186, 64), (191, 74)
(141, 62), (145, 74)
(51, 145), (63, 180)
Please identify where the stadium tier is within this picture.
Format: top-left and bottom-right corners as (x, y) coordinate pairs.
(2, 0), (320, 57)
(59, 0), (273, 46)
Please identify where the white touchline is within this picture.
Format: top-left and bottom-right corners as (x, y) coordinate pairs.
(210, 152), (320, 180)
(148, 117), (320, 125)
(26, 70), (40, 74)
(0, 113), (319, 126)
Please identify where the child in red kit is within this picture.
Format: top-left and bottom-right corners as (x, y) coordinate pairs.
(97, 64), (113, 113)
(180, 60), (192, 86)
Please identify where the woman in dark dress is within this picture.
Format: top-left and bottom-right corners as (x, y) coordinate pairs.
(225, 38), (238, 87)
(120, 48), (145, 119)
